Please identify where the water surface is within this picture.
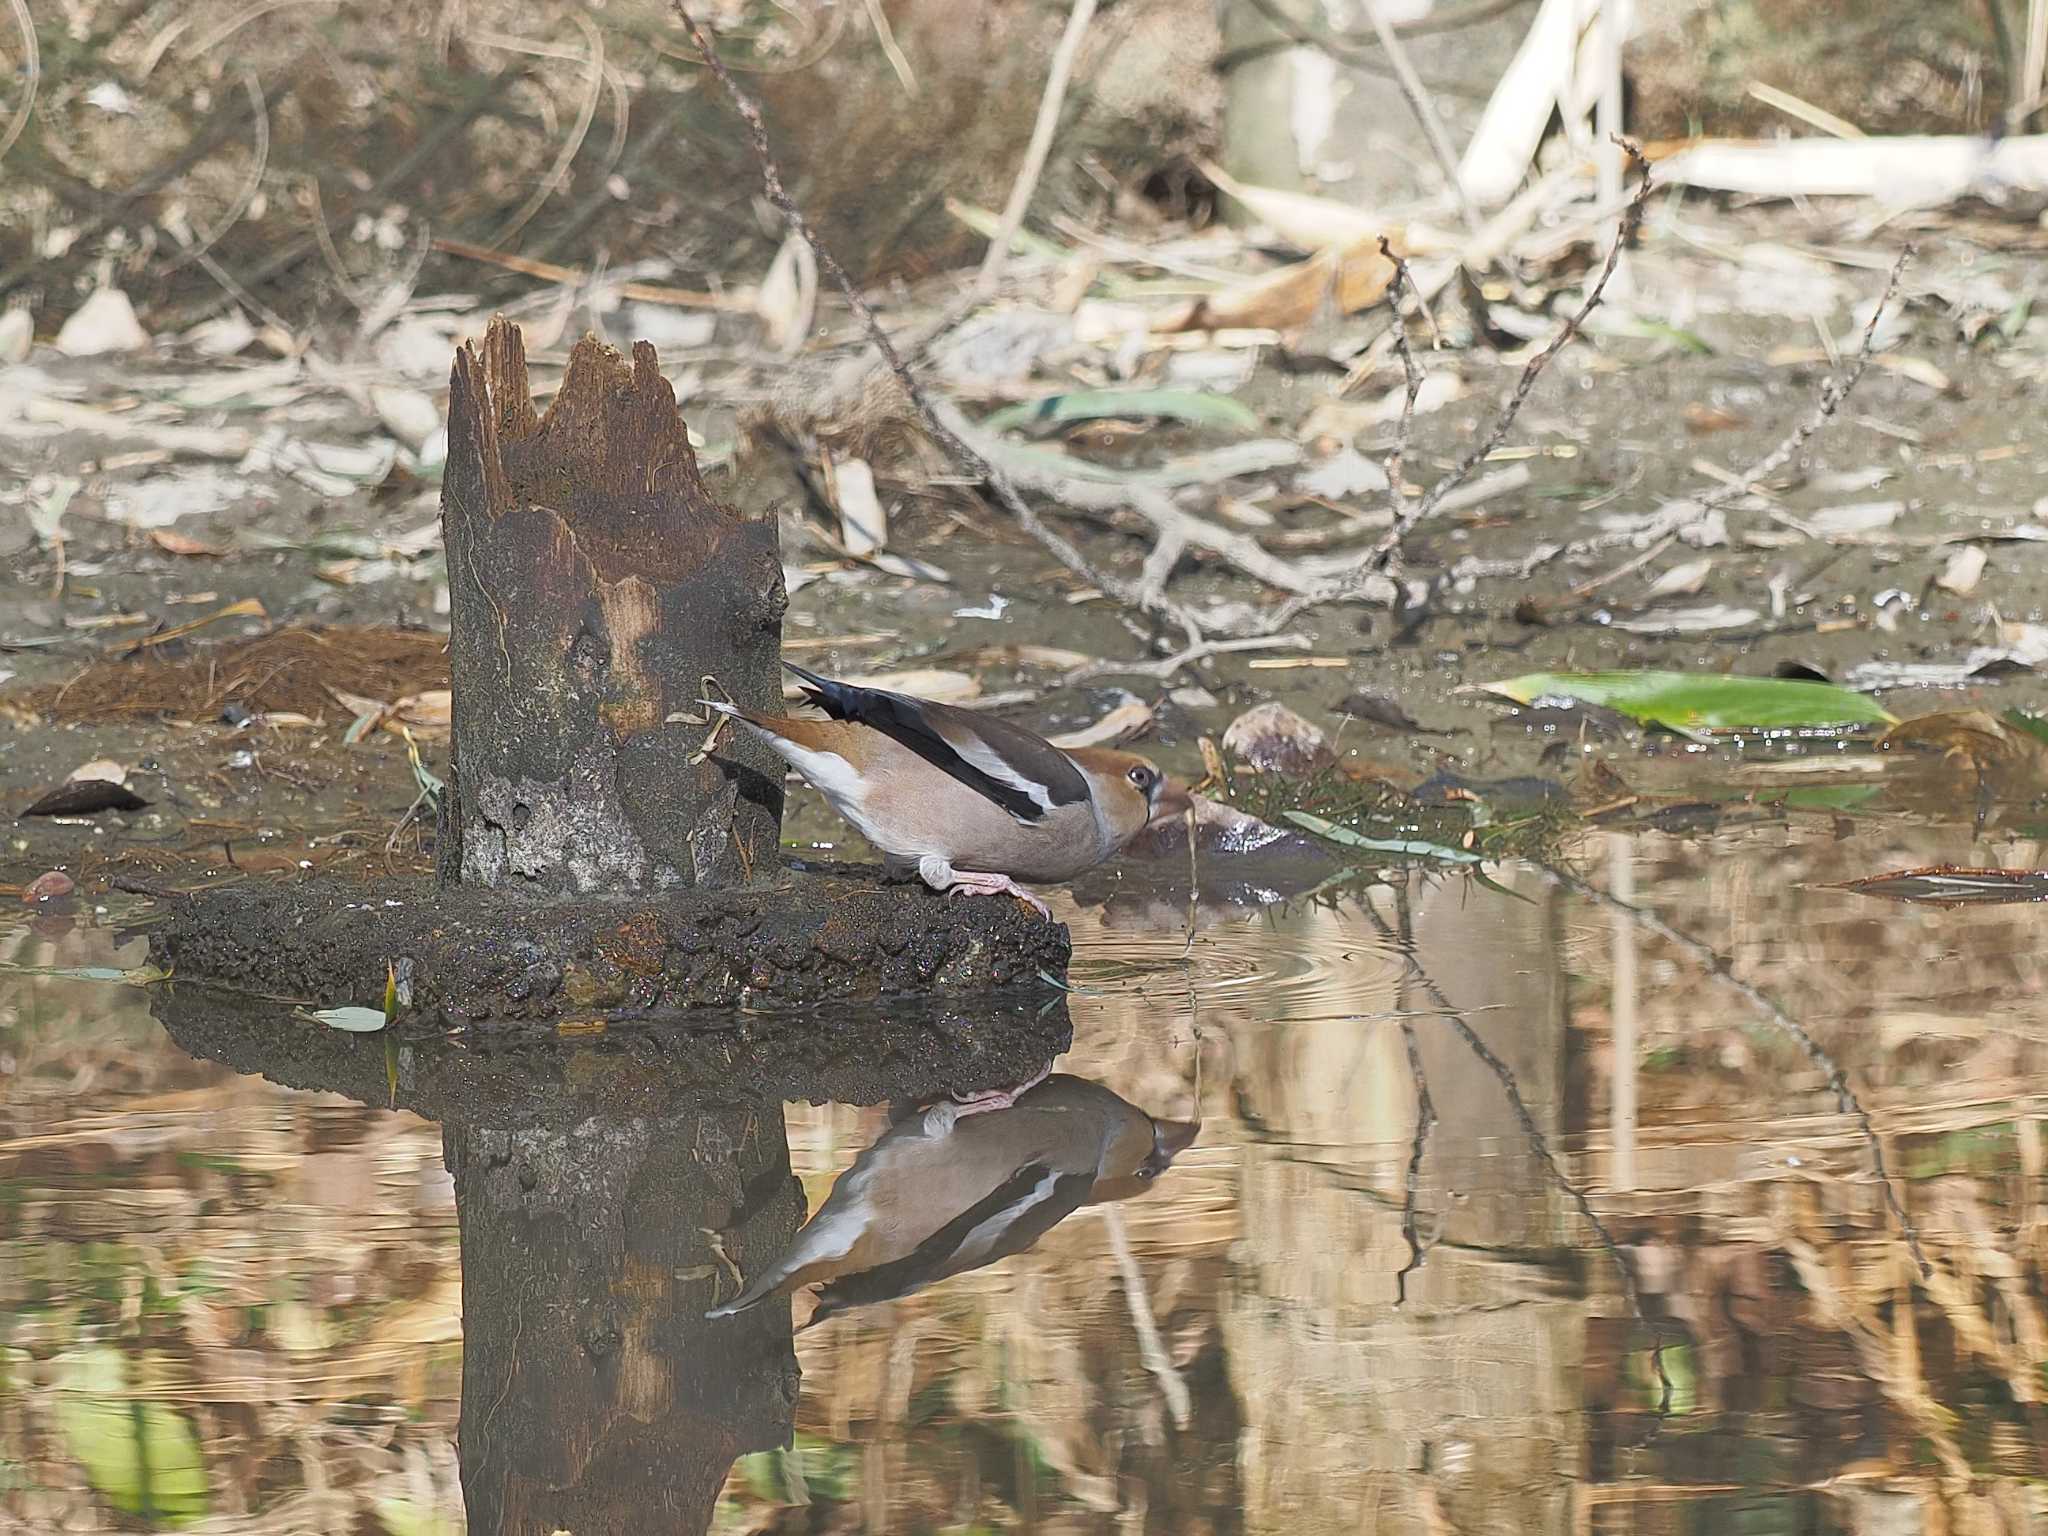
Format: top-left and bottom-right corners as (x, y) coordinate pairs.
(4, 815), (2046, 1532)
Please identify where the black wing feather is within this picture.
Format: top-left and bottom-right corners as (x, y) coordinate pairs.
(781, 660), (1085, 824)
(803, 1163), (1094, 1326)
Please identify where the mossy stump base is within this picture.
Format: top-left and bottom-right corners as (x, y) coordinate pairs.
(142, 863), (1069, 1024)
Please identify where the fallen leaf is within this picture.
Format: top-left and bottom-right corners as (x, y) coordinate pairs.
(1831, 865), (2048, 906)
(1197, 159), (1388, 250)
(826, 455), (886, 558)
(306, 1005), (389, 1033)
(1611, 605), (1760, 634)
(23, 780), (149, 816)
(1644, 557), (1713, 598)
(1151, 236), (1398, 334)
(0, 309), (29, 363)
(1049, 699), (1154, 749)
(371, 385), (441, 450)
(1284, 811), (1486, 864)
(1683, 402), (1747, 433)
(149, 528), (228, 557)
(53, 288), (150, 356)
(1297, 447), (1391, 500)
(1936, 545), (1987, 596)
(1478, 671), (1895, 733)
(983, 389), (1258, 435)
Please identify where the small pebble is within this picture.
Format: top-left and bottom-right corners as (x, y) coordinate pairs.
(23, 870), (76, 903)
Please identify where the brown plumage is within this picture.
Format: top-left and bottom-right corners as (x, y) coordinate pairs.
(705, 1074), (1199, 1325)
(704, 662), (1191, 914)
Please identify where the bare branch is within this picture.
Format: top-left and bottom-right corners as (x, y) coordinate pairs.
(1264, 139), (1654, 631)
(1557, 243), (1916, 561)
(669, 0), (1204, 646)
(1540, 861), (1932, 1280)
(1358, 0), (1484, 235)
(1394, 1016), (1437, 1304)
(1378, 235), (1427, 528)
(977, 0), (1098, 296)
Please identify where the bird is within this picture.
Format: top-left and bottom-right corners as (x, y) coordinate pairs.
(701, 661), (1192, 917)
(705, 1074), (1199, 1325)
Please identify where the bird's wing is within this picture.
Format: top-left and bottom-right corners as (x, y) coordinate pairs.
(783, 661), (1089, 825)
(805, 1160), (1096, 1326)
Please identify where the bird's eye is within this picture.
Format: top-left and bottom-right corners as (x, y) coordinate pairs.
(1127, 765), (1153, 790)
(1136, 1165), (1157, 1180)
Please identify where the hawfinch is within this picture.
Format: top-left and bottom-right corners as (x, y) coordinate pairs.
(704, 662), (1191, 916)
(705, 1074), (1199, 1325)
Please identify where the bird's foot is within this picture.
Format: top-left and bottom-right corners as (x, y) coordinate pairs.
(948, 1062), (1054, 1119)
(916, 854), (1052, 919)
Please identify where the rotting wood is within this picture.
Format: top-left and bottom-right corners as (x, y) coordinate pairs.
(438, 315), (788, 896)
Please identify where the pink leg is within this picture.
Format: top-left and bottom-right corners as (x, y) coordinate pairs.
(917, 853), (1052, 919)
(949, 1061), (1054, 1118)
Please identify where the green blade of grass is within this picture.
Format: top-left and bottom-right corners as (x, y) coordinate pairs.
(983, 389), (1258, 435)
(1478, 671), (1895, 732)
(1283, 811), (1487, 864)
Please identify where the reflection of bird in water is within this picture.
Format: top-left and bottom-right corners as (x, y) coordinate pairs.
(702, 662), (1192, 917)
(706, 1075), (1199, 1326)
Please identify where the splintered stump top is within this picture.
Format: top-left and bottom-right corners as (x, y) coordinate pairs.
(439, 316), (787, 897)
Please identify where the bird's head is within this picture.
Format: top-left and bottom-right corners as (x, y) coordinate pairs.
(1091, 1112), (1201, 1205)
(1069, 748), (1195, 846)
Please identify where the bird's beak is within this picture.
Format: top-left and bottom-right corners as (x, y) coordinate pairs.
(1145, 1117), (1201, 1173)
(1152, 777), (1196, 820)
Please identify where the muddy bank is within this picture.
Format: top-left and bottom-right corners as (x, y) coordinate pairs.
(137, 861), (1070, 1020)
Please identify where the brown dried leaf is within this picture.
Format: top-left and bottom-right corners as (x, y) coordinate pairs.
(148, 529), (228, 558)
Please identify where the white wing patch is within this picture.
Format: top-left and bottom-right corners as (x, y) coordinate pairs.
(753, 733), (909, 857)
(941, 730), (1060, 821)
(950, 1166), (1063, 1269)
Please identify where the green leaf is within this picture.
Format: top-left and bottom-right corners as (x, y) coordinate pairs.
(304, 1006), (388, 1033)
(1479, 671), (1895, 733)
(2001, 708), (2048, 747)
(375, 1496), (461, 1536)
(1613, 316), (1715, 355)
(983, 389), (1258, 435)
(0, 962), (168, 985)
(55, 1346), (209, 1524)
(1283, 811), (1487, 864)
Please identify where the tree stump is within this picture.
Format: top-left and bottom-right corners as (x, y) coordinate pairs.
(438, 317), (786, 894)
(143, 320), (1067, 1014)
(132, 319), (1072, 1533)
(152, 982), (1072, 1535)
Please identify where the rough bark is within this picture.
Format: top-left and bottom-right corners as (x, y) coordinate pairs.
(152, 984), (1072, 1536)
(438, 316), (787, 897)
(445, 1109), (800, 1536)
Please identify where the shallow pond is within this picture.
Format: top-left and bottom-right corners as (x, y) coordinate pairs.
(4, 808), (2047, 1534)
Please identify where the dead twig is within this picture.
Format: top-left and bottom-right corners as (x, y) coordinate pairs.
(1265, 139), (1654, 631)
(1358, 0), (1483, 235)
(1371, 891), (1675, 1418)
(1393, 1017), (1437, 1303)
(1059, 633), (1314, 684)
(1561, 243), (1916, 560)
(0, 0), (40, 168)
(1101, 1204), (1191, 1428)
(1540, 861), (1933, 1279)
(977, 0), (1098, 295)
(1378, 235), (1426, 522)
(670, 0), (1204, 648)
